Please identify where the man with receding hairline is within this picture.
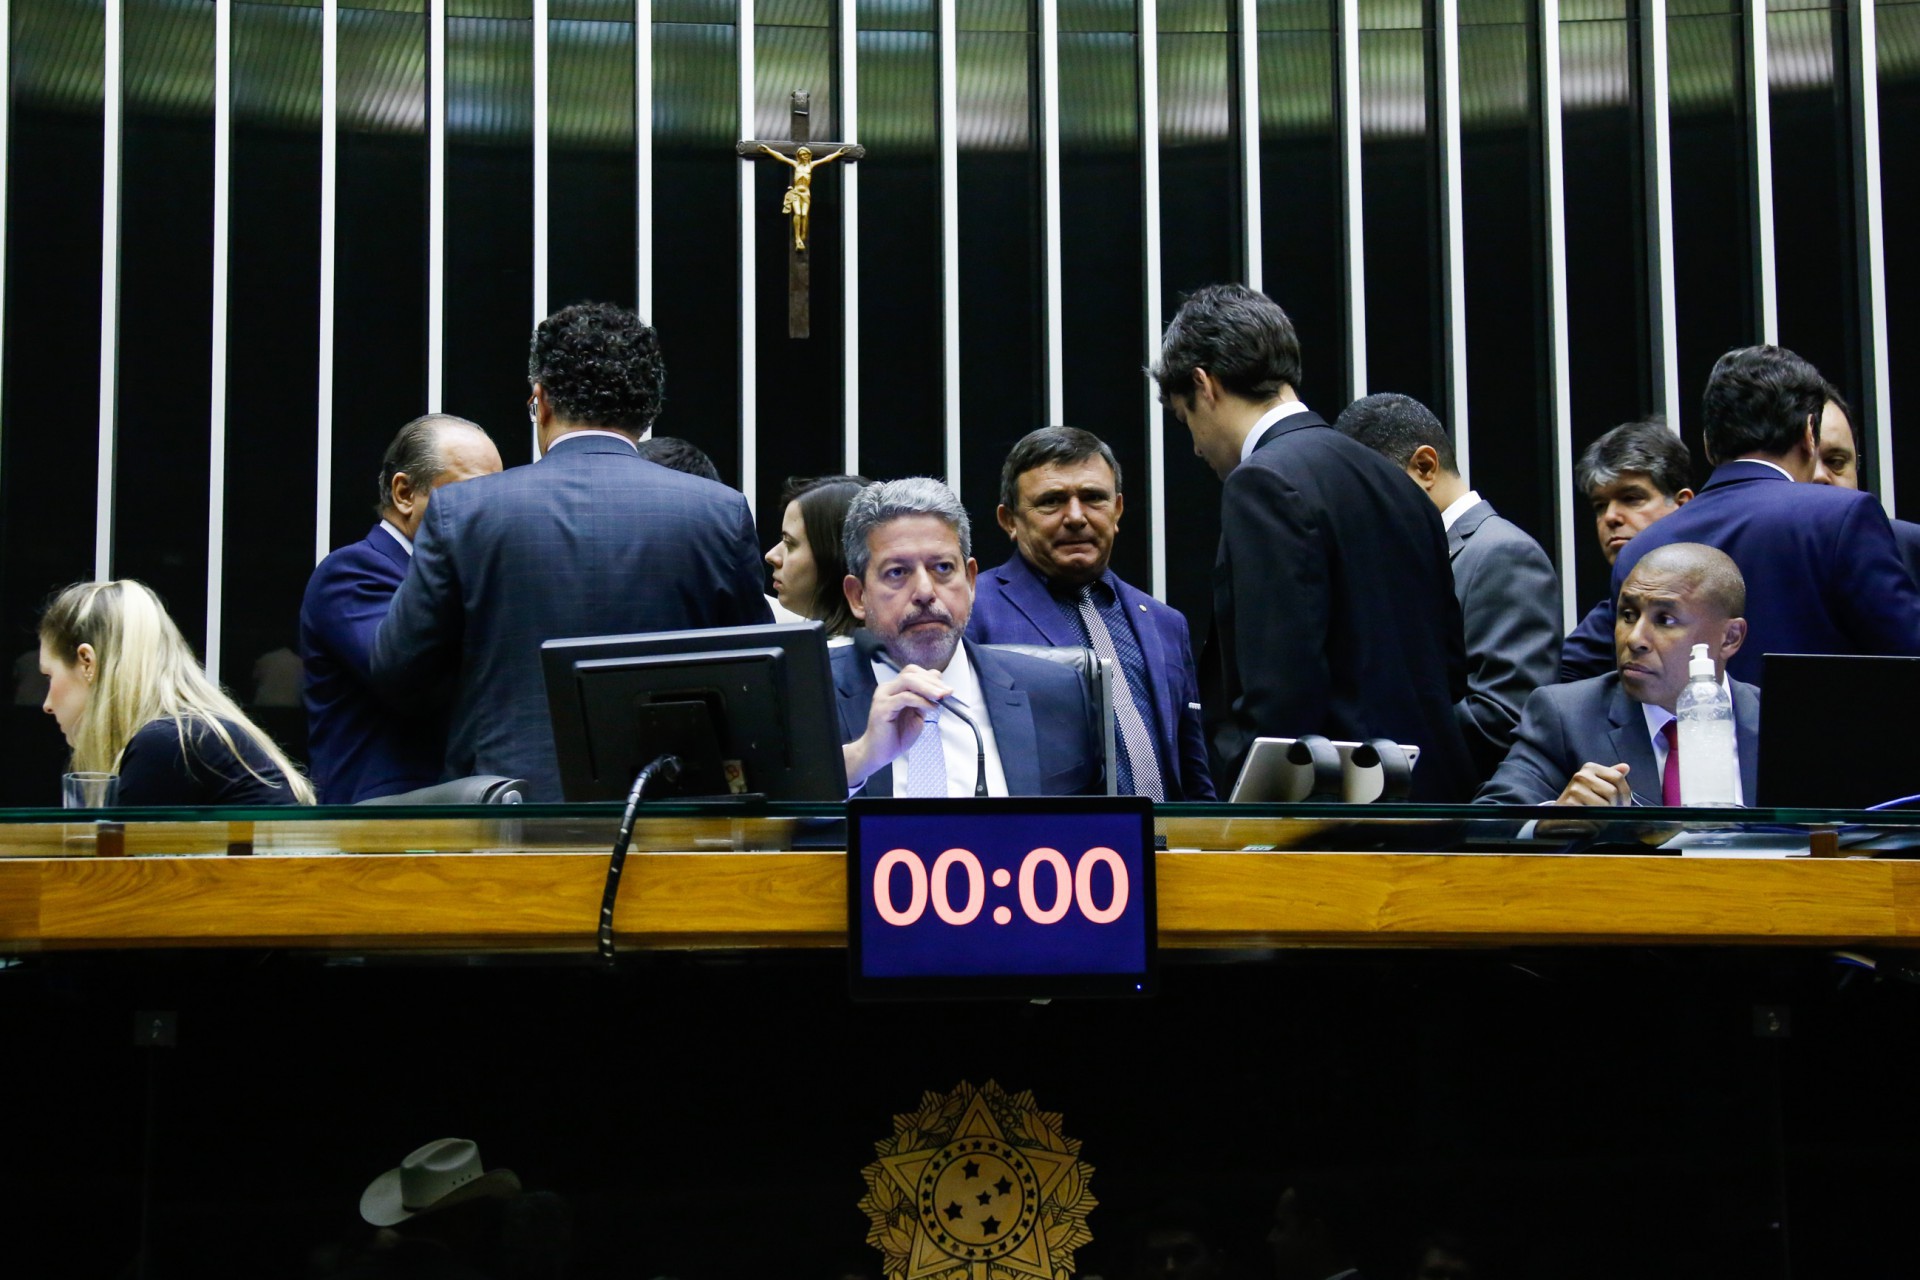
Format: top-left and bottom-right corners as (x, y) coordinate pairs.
(1478, 543), (1760, 807)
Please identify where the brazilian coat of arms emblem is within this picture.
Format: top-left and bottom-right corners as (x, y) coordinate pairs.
(859, 1081), (1096, 1280)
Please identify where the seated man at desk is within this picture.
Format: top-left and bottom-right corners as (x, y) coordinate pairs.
(834, 477), (1102, 798)
(1476, 543), (1760, 807)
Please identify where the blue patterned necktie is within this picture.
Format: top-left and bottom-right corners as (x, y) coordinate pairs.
(903, 711), (948, 797)
(1074, 584), (1166, 801)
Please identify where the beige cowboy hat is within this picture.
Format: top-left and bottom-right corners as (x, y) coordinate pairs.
(359, 1138), (523, 1227)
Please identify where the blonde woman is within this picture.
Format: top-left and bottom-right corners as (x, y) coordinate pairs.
(38, 580), (314, 805)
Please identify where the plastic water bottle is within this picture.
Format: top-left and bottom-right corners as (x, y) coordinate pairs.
(1676, 642), (1739, 806)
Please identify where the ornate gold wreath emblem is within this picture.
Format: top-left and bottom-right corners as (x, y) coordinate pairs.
(859, 1081), (1096, 1280)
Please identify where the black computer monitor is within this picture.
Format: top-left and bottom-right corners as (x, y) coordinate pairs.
(1758, 653), (1920, 810)
(542, 622), (845, 802)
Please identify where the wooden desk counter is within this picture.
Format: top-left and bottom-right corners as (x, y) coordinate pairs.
(3, 843), (1918, 953)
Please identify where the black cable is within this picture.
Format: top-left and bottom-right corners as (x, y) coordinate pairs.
(598, 753), (683, 963)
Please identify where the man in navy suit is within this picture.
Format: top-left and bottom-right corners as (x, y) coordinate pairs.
(1562, 345), (1920, 686)
(300, 414), (502, 803)
(834, 478), (1100, 798)
(1479, 543), (1760, 806)
(1336, 393), (1561, 782)
(964, 427), (1213, 799)
(1151, 284), (1474, 801)
(371, 303), (772, 800)
(1810, 385), (1920, 583)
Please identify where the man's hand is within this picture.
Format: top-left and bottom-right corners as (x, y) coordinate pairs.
(843, 665), (953, 790)
(1555, 761), (1632, 807)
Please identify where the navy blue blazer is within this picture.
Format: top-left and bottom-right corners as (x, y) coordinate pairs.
(1895, 518), (1920, 585)
(370, 435), (773, 800)
(1561, 461), (1920, 685)
(1476, 670), (1761, 806)
(1203, 412), (1476, 801)
(964, 552), (1215, 799)
(830, 640), (1101, 798)
(300, 523), (445, 803)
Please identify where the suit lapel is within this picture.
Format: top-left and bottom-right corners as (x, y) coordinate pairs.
(1249, 407), (1329, 456)
(1733, 680), (1762, 801)
(1604, 680), (1665, 806)
(997, 557), (1081, 647)
(366, 523), (412, 575)
(1446, 500), (1492, 563)
(833, 654), (893, 798)
(970, 643), (1041, 795)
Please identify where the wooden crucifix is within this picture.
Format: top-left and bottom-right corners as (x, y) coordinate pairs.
(736, 90), (864, 338)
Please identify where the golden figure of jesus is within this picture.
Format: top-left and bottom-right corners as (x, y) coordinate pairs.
(757, 144), (851, 251)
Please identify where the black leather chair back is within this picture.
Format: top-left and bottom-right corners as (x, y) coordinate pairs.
(975, 643), (1116, 796)
(358, 776), (528, 806)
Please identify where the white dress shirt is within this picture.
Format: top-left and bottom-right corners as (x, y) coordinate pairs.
(379, 518), (415, 556)
(1238, 399), (1314, 467)
(868, 641), (1011, 798)
(541, 428), (640, 457)
(1740, 457), (1796, 482)
(1641, 691), (1745, 805)
(1439, 489), (1483, 532)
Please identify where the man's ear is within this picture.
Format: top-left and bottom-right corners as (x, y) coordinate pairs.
(844, 574), (867, 621)
(1405, 445), (1442, 490)
(1720, 617), (1748, 663)
(390, 471), (420, 517)
(1674, 487), (1694, 507)
(1191, 366), (1216, 406)
(995, 504), (1017, 539)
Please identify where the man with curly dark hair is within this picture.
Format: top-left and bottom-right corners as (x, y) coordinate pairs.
(372, 303), (772, 800)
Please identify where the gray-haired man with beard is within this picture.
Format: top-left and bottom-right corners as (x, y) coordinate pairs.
(832, 477), (1102, 798)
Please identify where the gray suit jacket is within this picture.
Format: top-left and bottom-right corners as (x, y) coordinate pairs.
(1448, 500), (1563, 781)
(1475, 671), (1761, 806)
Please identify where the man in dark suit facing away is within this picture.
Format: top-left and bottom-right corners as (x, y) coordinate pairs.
(371, 303), (772, 800)
(1479, 543), (1760, 806)
(1150, 283), (1474, 801)
(834, 477), (1100, 799)
(1562, 345), (1920, 686)
(1335, 392), (1562, 782)
(300, 413), (502, 803)
(965, 426), (1213, 799)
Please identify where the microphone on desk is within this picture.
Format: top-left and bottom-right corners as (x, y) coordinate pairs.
(853, 628), (988, 797)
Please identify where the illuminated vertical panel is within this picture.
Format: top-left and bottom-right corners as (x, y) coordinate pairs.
(1041, 0), (1063, 423)
(1850, 0), (1892, 513)
(1339, 0), (1365, 395)
(1238, 0), (1260, 290)
(1642, 0), (1679, 428)
(1143, 0), (1165, 597)
(207, 0), (231, 673)
(738, 0), (755, 504)
(96, 0), (123, 580)
(939, 0), (958, 487)
(429, 0), (446, 410)
(636, 0), (653, 318)
(1541, 0), (1574, 628)
(1745, 0), (1775, 341)
(317, 0), (337, 562)
(840, 0), (859, 471)
(1437, 0), (1467, 476)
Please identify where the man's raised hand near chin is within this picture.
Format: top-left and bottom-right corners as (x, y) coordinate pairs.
(843, 664), (954, 791)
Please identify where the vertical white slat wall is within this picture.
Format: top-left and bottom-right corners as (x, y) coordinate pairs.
(635, 0), (653, 319)
(207, 0), (232, 673)
(1142, 0), (1165, 599)
(1540, 0), (1576, 629)
(317, 0), (338, 561)
(96, 0), (124, 580)
(0, 0), (9, 504)
(1339, 0), (1365, 398)
(1436, 0), (1467, 478)
(1040, 0), (1064, 424)
(1746, 0), (1777, 343)
(838, 0), (859, 472)
(939, 0), (960, 489)
(428, 0), (447, 410)
(738, 0), (756, 507)
(1849, 0), (1894, 515)
(1641, 0), (1680, 430)
(1238, 0), (1261, 291)
(532, 0), (548, 456)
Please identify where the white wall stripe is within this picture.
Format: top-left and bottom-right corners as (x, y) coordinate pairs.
(1849, 0), (1894, 517)
(1541, 0), (1576, 630)
(207, 0), (231, 675)
(738, 0), (756, 507)
(1040, 0), (1063, 423)
(1436, 0), (1467, 479)
(96, 0), (123, 581)
(428, 0), (446, 412)
(1746, 0), (1776, 343)
(939, 0), (959, 490)
(1142, 0), (1165, 600)
(635, 0), (653, 320)
(1238, 0), (1260, 292)
(317, 0), (337, 562)
(532, 0), (548, 458)
(838, 0), (859, 473)
(1339, 0), (1365, 399)
(1642, 0), (1680, 431)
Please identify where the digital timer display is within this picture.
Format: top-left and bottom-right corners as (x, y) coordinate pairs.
(846, 797), (1156, 1000)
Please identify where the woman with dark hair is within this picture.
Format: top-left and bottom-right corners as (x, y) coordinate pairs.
(765, 474), (870, 641)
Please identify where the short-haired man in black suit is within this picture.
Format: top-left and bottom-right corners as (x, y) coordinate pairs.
(371, 303), (772, 800)
(1336, 392), (1561, 782)
(1150, 284), (1474, 801)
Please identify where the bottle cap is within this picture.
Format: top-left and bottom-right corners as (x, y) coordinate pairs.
(1689, 642), (1714, 680)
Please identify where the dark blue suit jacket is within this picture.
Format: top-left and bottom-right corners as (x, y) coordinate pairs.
(1561, 461), (1920, 685)
(1475, 671), (1761, 806)
(300, 523), (446, 803)
(964, 552), (1215, 799)
(830, 640), (1101, 798)
(370, 435), (773, 800)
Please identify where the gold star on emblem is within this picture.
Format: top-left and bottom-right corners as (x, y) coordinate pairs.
(860, 1082), (1096, 1280)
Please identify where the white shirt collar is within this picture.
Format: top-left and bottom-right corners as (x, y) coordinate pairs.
(541, 428), (641, 456)
(1238, 399), (1312, 466)
(379, 518), (414, 556)
(1440, 489), (1484, 532)
(1737, 457), (1796, 482)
